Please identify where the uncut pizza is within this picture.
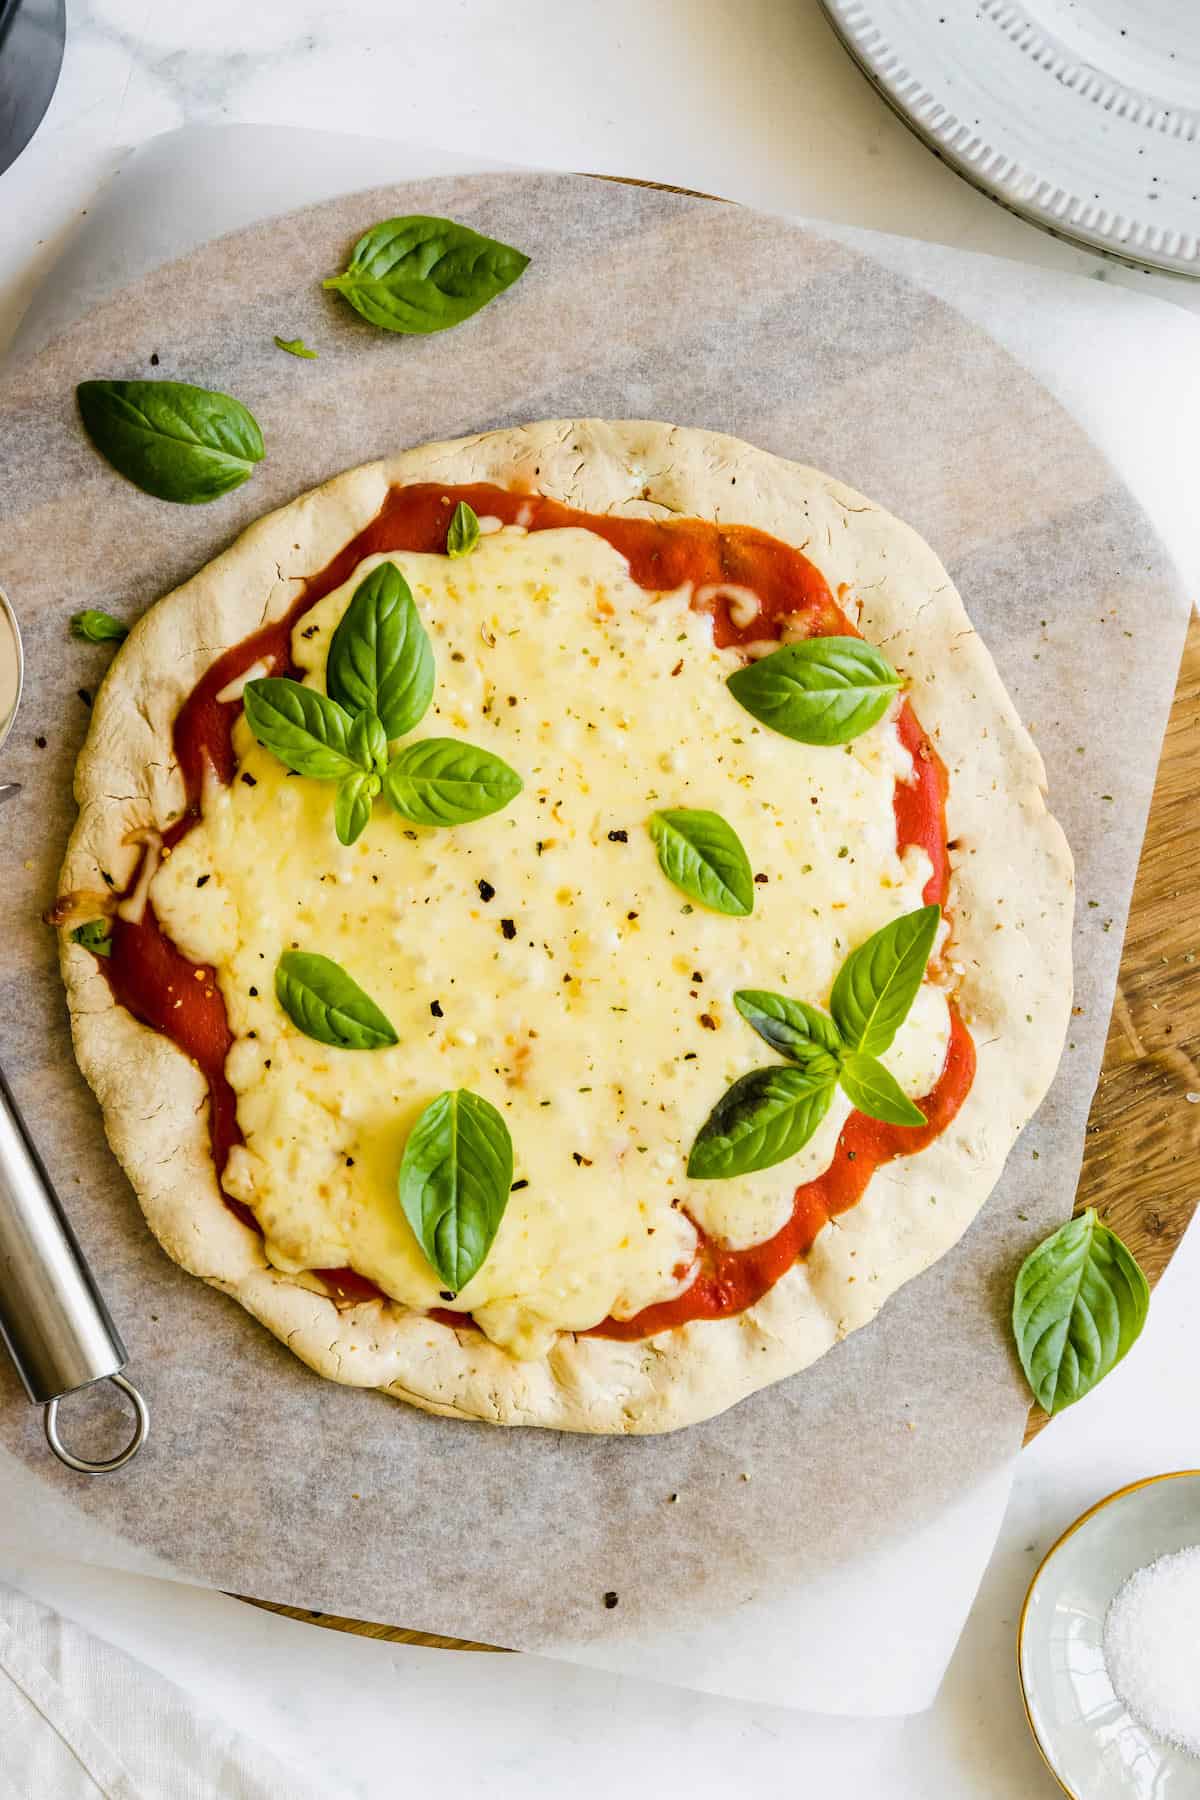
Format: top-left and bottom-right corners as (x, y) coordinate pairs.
(55, 416), (1073, 1435)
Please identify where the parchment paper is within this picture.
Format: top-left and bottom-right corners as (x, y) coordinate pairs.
(0, 170), (1190, 1707)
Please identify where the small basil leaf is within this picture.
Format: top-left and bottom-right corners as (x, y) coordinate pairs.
(335, 772), (374, 846)
(399, 1089), (514, 1291)
(727, 637), (901, 746)
(274, 335), (318, 358)
(243, 678), (358, 781)
(274, 950), (397, 1049)
(838, 1053), (926, 1126)
(70, 919), (112, 958)
(830, 904), (941, 1058)
(688, 1063), (838, 1180)
(1013, 1209), (1150, 1415)
(323, 215), (530, 335)
(348, 709), (388, 775)
(76, 379), (264, 505)
(383, 738), (522, 826)
(733, 990), (844, 1063)
(648, 808), (754, 917)
(326, 561), (435, 739)
(70, 609), (128, 644)
(447, 501), (481, 559)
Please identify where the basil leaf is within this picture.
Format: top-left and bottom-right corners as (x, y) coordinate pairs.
(326, 562), (434, 740)
(76, 379), (264, 505)
(274, 335), (318, 358)
(734, 990), (844, 1063)
(274, 950), (397, 1049)
(335, 771), (375, 846)
(838, 1053), (925, 1126)
(447, 501), (481, 559)
(727, 637), (901, 746)
(1013, 1210), (1150, 1415)
(323, 215), (530, 335)
(688, 1063), (838, 1180)
(70, 609), (128, 644)
(243, 677), (358, 781)
(383, 738), (522, 826)
(399, 1089), (514, 1292)
(70, 919), (112, 958)
(348, 709), (388, 775)
(648, 808), (754, 917)
(830, 904), (941, 1058)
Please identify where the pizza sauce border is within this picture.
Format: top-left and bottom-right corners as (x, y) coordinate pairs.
(102, 484), (975, 1339)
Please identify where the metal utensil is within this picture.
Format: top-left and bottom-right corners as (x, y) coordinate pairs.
(0, 0), (66, 182)
(0, 589), (149, 1472)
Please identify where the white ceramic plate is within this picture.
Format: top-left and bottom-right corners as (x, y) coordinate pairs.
(1019, 1472), (1200, 1797)
(820, 1), (1200, 276)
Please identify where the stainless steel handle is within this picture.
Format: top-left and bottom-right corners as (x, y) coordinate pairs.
(0, 1063), (148, 1472)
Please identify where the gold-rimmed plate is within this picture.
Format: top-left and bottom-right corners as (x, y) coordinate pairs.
(1019, 1471), (1200, 1797)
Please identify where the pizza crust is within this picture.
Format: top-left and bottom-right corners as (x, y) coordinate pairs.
(58, 421), (1074, 1433)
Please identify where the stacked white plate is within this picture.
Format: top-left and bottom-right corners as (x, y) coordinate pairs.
(821, 1), (1200, 277)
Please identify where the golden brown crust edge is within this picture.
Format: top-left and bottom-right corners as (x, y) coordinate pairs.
(58, 420), (1074, 1433)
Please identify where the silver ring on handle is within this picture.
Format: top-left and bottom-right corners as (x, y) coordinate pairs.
(43, 1372), (149, 1474)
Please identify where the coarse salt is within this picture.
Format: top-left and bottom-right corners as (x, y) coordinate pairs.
(1103, 1545), (1200, 1756)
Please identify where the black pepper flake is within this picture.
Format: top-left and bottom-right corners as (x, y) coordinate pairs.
(627, 910), (638, 921)
(510, 1178), (529, 1192)
(439, 1290), (456, 1302)
(691, 970), (703, 983)
(477, 879), (495, 902)
(150, 352), (160, 365)
(754, 872), (768, 885)
(699, 1013), (717, 1030)
(507, 695), (517, 707)
(248, 986), (258, 997)
(683, 1051), (698, 1060)
(607, 829), (628, 843)
(77, 688), (92, 706)
(34, 735), (46, 749)
(430, 1000), (443, 1018)
(501, 918), (516, 940)
(603, 1592), (619, 1610)
(846, 1150), (857, 1161)
(301, 624), (319, 639)
(241, 772), (257, 787)
(195, 874), (210, 888)
(345, 1156), (355, 1167)
(451, 651), (465, 663)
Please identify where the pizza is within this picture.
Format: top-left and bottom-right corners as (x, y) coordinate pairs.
(55, 420), (1073, 1434)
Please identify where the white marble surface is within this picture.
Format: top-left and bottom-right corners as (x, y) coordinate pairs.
(1, 4), (1199, 1795)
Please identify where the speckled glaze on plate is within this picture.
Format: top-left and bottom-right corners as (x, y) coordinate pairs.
(820, 1), (1200, 277)
(1019, 1472), (1200, 1798)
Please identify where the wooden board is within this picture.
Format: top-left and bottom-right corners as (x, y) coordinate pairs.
(238, 612), (1200, 1644)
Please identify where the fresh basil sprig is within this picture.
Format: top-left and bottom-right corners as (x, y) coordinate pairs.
(830, 904), (941, 1057)
(76, 379), (264, 505)
(383, 738), (523, 826)
(648, 808), (754, 917)
(70, 609), (128, 645)
(727, 637), (901, 746)
(335, 772), (378, 847)
(275, 950), (397, 1050)
(689, 905), (941, 1179)
(687, 1063), (838, 1179)
(274, 335), (318, 359)
(447, 501), (481, 559)
(242, 678), (359, 780)
(327, 561), (434, 739)
(1013, 1209), (1149, 1414)
(70, 919), (113, 957)
(323, 215), (529, 336)
(399, 1088), (514, 1292)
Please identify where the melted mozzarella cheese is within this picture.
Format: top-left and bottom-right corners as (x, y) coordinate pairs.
(152, 527), (949, 1357)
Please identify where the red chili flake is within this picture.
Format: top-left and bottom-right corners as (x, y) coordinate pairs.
(670, 660), (684, 677)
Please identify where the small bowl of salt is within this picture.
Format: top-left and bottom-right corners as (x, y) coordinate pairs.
(1019, 1470), (1200, 1797)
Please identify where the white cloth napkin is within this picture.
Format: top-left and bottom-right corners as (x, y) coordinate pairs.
(0, 1581), (337, 1800)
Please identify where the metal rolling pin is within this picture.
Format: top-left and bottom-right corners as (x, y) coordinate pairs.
(0, 1063), (148, 1472)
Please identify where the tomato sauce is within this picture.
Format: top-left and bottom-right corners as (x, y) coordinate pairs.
(104, 482), (967, 1339)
